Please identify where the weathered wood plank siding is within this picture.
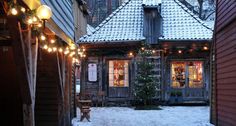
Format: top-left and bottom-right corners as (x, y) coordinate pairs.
(35, 51), (60, 126)
(41, 0), (74, 39)
(214, 0), (236, 125)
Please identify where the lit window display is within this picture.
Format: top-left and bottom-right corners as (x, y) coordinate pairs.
(188, 61), (203, 88)
(171, 62), (186, 88)
(171, 61), (203, 88)
(109, 60), (129, 87)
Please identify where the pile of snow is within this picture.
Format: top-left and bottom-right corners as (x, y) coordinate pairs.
(72, 106), (213, 126)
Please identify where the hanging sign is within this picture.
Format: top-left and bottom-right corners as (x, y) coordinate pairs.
(88, 63), (97, 82)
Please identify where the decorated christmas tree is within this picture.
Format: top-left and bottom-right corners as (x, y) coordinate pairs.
(134, 48), (157, 105)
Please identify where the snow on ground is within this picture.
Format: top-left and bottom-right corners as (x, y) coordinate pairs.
(72, 106), (213, 126)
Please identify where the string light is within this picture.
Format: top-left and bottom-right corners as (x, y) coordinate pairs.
(203, 46), (208, 50)
(40, 34), (46, 41)
(50, 39), (55, 44)
(58, 48), (63, 53)
(178, 50), (182, 54)
(6, 2), (87, 59)
(48, 48), (52, 53)
(11, 7), (18, 15)
(20, 7), (26, 13)
(141, 47), (145, 51)
(152, 50), (156, 53)
(37, 23), (42, 27)
(129, 52), (133, 56)
(43, 44), (48, 49)
(64, 50), (70, 55)
(69, 51), (76, 57)
(53, 47), (57, 52)
(32, 16), (38, 22)
(70, 45), (76, 50)
(27, 18), (33, 24)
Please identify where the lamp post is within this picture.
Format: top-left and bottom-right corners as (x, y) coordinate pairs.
(36, 5), (52, 29)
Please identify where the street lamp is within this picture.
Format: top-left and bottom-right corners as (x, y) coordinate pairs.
(36, 5), (52, 28)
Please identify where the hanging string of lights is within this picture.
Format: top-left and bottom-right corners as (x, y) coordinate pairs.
(7, 0), (86, 64)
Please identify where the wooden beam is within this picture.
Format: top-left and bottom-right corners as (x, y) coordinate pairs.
(7, 17), (32, 104)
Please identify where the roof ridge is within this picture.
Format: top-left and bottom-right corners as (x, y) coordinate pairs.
(174, 0), (213, 31)
(84, 0), (132, 38)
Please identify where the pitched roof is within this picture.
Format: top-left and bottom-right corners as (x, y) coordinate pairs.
(160, 0), (213, 40)
(87, 24), (95, 34)
(78, 0), (213, 43)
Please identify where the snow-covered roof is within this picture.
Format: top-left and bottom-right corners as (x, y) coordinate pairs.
(79, 0), (213, 43)
(160, 0), (213, 40)
(87, 24), (95, 34)
(142, 0), (161, 7)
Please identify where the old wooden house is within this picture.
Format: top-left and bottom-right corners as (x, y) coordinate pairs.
(0, 0), (88, 126)
(78, 0), (214, 105)
(210, 0), (236, 125)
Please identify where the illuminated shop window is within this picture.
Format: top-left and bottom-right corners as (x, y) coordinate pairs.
(109, 60), (129, 87)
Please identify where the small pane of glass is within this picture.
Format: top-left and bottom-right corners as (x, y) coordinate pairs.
(188, 61), (203, 88)
(171, 62), (186, 88)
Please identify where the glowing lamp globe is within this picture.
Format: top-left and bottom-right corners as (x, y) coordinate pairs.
(36, 5), (52, 20)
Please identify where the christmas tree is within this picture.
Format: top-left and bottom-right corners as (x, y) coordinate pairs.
(134, 48), (157, 105)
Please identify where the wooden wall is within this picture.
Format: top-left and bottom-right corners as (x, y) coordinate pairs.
(35, 50), (60, 126)
(0, 46), (24, 126)
(214, 0), (236, 125)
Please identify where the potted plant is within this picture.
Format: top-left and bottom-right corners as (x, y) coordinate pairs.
(169, 91), (183, 103)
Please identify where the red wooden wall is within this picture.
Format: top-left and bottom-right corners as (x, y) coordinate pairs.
(214, 0), (236, 125)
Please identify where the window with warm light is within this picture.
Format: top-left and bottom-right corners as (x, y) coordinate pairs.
(171, 61), (204, 88)
(188, 61), (203, 88)
(171, 62), (186, 88)
(109, 60), (129, 87)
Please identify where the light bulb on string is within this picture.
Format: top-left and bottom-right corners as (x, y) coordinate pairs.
(43, 44), (48, 50)
(50, 39), (56, 44)
(37, 23), (42, 27)
(20, 7), (26, 13)
(32, 16), (38, 22)
(40, 34), (46, 41)
(48, 48), (52, 53)
(53, 47), (57, 52)
(58, 48), (63, 53)
(69, 51), (75, 57)
(11, 7), (18, 15)
(64, 50), (70, 55)
(27, 18), (33, 24)
(178, 50), (182, 54)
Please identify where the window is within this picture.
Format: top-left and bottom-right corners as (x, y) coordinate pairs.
(109, 60), (129, 87)
(171, 62), (186, 88)
(188, 61), (203, 88)
(171, 61), (204, 88)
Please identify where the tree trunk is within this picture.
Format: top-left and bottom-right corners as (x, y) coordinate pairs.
(197, 0), (204, 19)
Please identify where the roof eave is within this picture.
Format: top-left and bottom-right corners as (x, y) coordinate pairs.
(77, 39), (145, 44)
(159, 38), (212, 42)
